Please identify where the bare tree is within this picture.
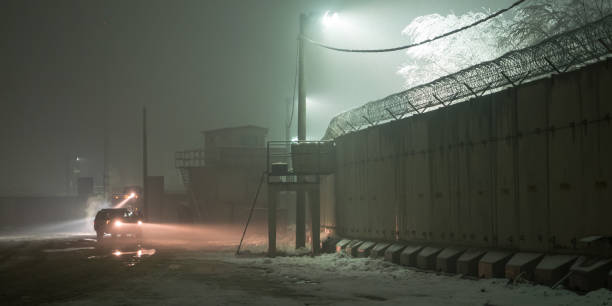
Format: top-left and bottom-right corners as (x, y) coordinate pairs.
(399, 11), (511, 88)
(398, 0), (612, 88)
(497, 0), (612, 49)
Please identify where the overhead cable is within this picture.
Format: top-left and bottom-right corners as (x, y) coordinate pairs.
(303, 0), (527, 53)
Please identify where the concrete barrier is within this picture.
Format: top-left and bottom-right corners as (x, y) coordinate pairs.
(568, 257), (612, 291)
(336, 239), (352, 253)
(436, 247), (466, 273)
(357, 241), (376, 257)
(505, 253), (544, 281)
(400, 245), (424, 267)
(457, 249), (486, 277)
(345, 240), (364, 257)
(417, 247), (442, 270)
(384, 243), (407, 264)
(370, 242), (391, 258)
(534, 255), (578, 286)
(479, 251), (513, 278)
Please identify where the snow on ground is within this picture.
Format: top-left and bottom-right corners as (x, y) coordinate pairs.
(223, 252), (612, 306)
(5, 231), (609, 305)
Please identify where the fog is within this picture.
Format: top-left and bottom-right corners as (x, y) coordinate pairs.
(1, 0), (514, 195)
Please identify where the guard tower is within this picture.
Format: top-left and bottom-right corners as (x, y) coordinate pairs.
(176, 125), (269, 223)
(266, 140), (335, 256)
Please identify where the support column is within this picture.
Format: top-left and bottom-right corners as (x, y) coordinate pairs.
(268, 185), (277, 257)
(310, 186), (320, 255)
(296, 189), (306, 248)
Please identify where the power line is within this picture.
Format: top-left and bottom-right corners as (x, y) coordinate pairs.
(303, 0), (527, 53)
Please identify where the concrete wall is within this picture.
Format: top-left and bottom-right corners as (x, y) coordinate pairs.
(333, 59), (612, 253)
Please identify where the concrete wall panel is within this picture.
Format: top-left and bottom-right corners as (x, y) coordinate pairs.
(428, 110), (451, 243)
(516, 79), (550, 252)
(585, 61), (612, 236)
(401, 114), (432, 241)
(466, 97), (494, 247)
(492, 89), (519, 249)
(548, 72), (584, 248)
(355, 129), (369, 237)
(366, 128), (381, 239)
(380, 123), (402, 240)
(334, 136), (347, 236)
(446, 102), (468, 244)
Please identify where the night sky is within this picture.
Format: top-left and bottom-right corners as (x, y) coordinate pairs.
(1, 0), (513, 195)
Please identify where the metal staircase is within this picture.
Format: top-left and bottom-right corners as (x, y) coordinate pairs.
(175, 150), (205, 221)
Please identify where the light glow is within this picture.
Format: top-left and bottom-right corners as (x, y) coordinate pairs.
(322, 11), (340, 29)
(114, 220), (122, 227)
(114, 194), (134, 208)
(138, 220), (143, 226)
(113, 250), (122, 256)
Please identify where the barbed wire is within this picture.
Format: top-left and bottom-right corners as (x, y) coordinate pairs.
(322, 14), (612, 140)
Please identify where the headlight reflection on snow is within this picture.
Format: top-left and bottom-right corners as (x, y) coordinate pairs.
(112, 248), (156, 257)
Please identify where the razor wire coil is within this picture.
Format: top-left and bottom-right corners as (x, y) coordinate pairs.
(322, 14), (612, 140)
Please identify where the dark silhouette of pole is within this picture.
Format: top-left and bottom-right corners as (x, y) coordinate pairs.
(103, 102), (110, 201)
(296, 13), (307, 249)
(142, 107), (148, 222)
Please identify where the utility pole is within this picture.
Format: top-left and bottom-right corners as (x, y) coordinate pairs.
(285, 98), (291, 143)
(142, 107), (148, 222)
(103, 102), (110, 201)
(296, 13), (307, 249)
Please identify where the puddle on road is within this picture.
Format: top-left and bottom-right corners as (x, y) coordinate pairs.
(112, 248), (156, 257)
(110, 248), (157, 267)
(84, 247), (157, 266)
(42, 247), (96, 253)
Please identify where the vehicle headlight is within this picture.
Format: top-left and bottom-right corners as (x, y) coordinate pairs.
(114, 220), (122, 227)
(137, 220), (143, 226)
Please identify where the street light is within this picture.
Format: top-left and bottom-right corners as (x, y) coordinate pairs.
(297, 11), (339, 143)
(296, 10), (338, 249)
(321, 11), (340, 29)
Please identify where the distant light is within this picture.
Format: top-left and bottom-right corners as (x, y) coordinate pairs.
(322, 11), (340, 29)
(138, 220), (143, 226)
(76, 156), (80, 161)
(137, 250), (142, 257)
(113, 250), (122, 256)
